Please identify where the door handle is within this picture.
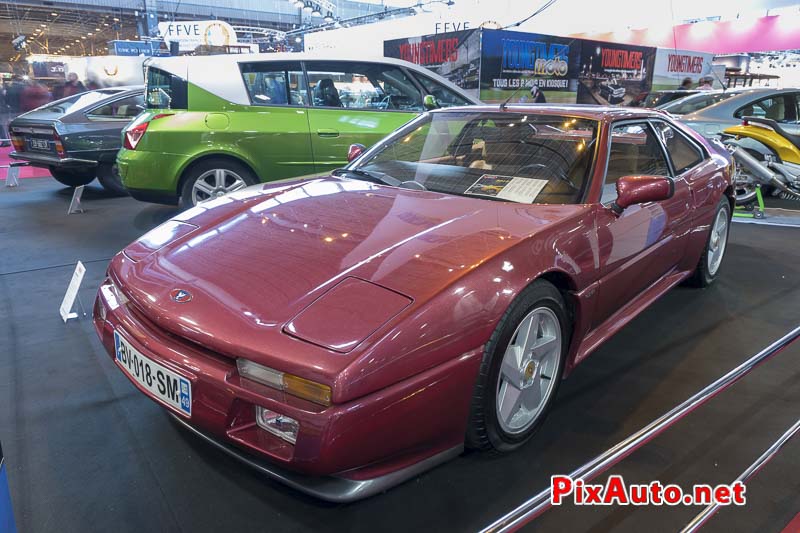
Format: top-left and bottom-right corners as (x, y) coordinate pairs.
(317, 129), (340, 138)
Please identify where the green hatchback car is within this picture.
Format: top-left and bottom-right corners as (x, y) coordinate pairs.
(118, 53), (479, 206)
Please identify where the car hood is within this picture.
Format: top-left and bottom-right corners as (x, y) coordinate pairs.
(112, 177), (586, 381)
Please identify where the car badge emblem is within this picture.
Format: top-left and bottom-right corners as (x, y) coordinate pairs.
(170, 288), (193, 303)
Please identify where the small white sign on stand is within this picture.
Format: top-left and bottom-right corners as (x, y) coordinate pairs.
(60, 261), (87, 323)
(4, 165), (20, 187)
(67, 185), (85, 214)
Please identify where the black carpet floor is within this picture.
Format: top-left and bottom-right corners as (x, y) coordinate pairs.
(1, 179), (798, 533)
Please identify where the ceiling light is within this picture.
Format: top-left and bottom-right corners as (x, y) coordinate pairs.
(302, 2), (313, 13)
(113, 17), (120, 22)
(311, 6), (322, 17)
(324, 12), (334, 23)
(81, 36), (86, 39)
(87, 32), (93, 36)
(293, 0), (304, 7)
(40, 23), (47, 27)
(95, 28), (101, 31)
(294, 36), (302, 43)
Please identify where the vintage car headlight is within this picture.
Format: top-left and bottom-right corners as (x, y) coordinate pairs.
(237, 359), (332, 407)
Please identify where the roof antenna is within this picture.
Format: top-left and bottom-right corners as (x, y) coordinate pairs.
(500, 83), (526, 110)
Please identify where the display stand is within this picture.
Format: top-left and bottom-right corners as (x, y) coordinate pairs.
(60, 262), (87, 323)
(67, 186), (85, 215)
(0, 441), (17, 533)
(3, 162), (27, 188)
(733, 185), (766, 219)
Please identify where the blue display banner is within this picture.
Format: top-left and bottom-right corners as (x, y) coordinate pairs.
(108, 40), (169, 57)
(0, 443), (16, 533)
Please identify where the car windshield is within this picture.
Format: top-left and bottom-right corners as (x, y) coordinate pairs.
(658, 91), (737, 115)
(348, 112), (598, 205)
(22, 89), (124, 118)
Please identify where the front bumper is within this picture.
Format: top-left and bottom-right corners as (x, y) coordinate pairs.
(94, 278), (482, 500)
(10, 151), (97, 169)
(169, 414), (462, 502)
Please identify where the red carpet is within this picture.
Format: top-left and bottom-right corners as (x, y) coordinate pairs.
(0, 146), (52, 180)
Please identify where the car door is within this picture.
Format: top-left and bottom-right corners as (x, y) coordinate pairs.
(235, 60), (316, 180)
(78, 93), (145, 162)
(593, 120), (692, 325)
(304, 61), (424, 173)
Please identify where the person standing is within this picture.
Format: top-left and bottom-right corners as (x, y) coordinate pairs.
(677, 77), (693, 90)
(530, 84), (547, 103)
(62, 72), (86, 97)
(698, 76), (714, 91)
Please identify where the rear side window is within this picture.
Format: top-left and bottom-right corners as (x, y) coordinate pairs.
(412, 74), (471, 108)
(240, 61), (307, 106)
(87, 95), (145, 119)
(734, 94), (798, 123)
(653, 122), (704, 174)
(145, 67), (188, 110)
(305, 61), (424, 111)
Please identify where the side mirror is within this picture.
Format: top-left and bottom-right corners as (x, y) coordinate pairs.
(612, 175), (673, 214)
(423, 94), (440, 110)
(347, 143), (366, 163)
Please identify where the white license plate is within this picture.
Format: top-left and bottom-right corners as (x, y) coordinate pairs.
(114, 331), (192, 416)
(28, 138), (50, 151)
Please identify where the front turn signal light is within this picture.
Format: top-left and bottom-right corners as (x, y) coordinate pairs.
(237, 359), (332, 407)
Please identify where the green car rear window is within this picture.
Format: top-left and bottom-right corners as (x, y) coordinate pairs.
(145, 66), (188, 110)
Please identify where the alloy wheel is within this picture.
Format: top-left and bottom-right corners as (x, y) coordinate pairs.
(495, 307), (562, 435)
(707, 207), (729, 276)
(192, 168), (248, 205)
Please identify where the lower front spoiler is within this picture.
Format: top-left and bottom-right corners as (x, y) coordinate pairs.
(169, 413), (464, 503)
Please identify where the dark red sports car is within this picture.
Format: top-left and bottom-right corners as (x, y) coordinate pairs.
(94, 105), (733, 501)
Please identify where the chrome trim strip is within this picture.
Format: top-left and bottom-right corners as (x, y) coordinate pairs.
(9, 152), (97, 166)
(681, 416), (800, 532)
(480, 325), (800, 533)
(168, 413), (463, 502)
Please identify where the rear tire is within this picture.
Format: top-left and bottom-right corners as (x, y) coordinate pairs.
(687, 198), (731, 288)
(49, 167), (95, 188)
(96, 163), (129, 196)
(466, 280), (570, 453)
(179, 158), (258, 208)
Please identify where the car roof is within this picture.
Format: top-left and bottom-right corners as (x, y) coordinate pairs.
(434, 104), (671, 122)
(145, 53), (480, 107)
(685, 86), (795, 118)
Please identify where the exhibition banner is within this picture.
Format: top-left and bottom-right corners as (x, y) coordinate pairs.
(384, 29), (482, 97)
(576, 40), (656, 106)
(652, 48), (717, 91)
(479, 29), (581, 104)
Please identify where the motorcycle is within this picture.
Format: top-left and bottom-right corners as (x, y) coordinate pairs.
(721, 116), (800, 205)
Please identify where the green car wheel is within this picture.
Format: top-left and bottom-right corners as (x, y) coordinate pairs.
(180, 158), (258, 207)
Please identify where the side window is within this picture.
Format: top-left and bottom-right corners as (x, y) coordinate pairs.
(413, 74), (471, 108)
(240, 61), (307, 106)
(603, 123), (670, 204)
(653, 122), (704, 174)
(735, 94), (798, 123)
(306, 61), (423, 111)
(145, 67), (188, 109)
(87, 95), (145, 119)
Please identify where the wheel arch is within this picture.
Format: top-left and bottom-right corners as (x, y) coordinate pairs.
(176, 151), (260, 195)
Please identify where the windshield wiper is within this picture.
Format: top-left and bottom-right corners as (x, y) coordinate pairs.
(332, 168), (401, 187)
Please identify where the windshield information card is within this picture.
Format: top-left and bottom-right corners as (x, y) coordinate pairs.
(465, 174), (548, 203)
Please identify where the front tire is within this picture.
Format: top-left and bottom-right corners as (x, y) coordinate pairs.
(180, 158), (258, 208)
(687, 198), (731, 287)
(466, 280), (570, 453)
(49, 167), (95, 188)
